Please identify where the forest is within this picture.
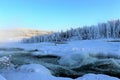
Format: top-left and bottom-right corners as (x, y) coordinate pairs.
(22, 20), (120, 43)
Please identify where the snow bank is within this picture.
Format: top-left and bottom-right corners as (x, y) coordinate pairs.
(1, 64), (72, 80)
(1, 71), (120, 80)
(1, 72), (72, 80)
(0, 75), (6, 80)
(17, 64), (51, 75)
(76, 74), (120, 80)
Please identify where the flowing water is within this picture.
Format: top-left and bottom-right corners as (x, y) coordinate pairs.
(0, 48), (120, 79)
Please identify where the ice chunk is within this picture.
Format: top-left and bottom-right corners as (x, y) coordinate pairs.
(58, 53), (96, 67)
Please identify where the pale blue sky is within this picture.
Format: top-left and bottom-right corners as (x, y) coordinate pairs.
(0, 0), (120, 31)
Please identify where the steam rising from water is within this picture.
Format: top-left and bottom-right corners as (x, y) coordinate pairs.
(0, 30), (13, 42)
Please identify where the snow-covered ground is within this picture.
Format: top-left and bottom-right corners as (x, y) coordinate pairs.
(0, 39), (120, 80)
(1, 39), (120, 56)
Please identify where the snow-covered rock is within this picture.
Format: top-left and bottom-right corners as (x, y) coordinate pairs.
(76, 74), (120, 80)
(0, 56), (12, 68)
(0, 56), (9, 62)
(1, 71), (72, 80)
(0, 75), (6, 80)
(17, 64), (51, 75)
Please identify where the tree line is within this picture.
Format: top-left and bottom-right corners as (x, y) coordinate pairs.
(22, 20), (120, 43)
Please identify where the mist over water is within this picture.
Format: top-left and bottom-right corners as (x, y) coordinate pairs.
(0, 30), (13, 42)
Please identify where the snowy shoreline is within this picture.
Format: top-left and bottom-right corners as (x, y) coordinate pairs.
(0, 39), (120, 80)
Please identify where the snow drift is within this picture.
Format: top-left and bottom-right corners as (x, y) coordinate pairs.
(17, 64), (51, 75)
(0, 75), (6, 80)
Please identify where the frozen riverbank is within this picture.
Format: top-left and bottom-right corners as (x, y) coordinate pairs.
(0, 39), (120, 80)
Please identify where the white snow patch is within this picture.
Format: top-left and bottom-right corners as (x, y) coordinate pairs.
(0, 75), (6, 80)
(17, 64), (51, 75)
(76, 74), (120, 80)
(1, 71), (119, 80)
(2, 72), (72, 80)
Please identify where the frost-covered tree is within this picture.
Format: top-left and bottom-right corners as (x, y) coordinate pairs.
(22, 19), (120, 43)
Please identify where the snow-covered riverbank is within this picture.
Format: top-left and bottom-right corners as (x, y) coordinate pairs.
(0, 39), (120, 80)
